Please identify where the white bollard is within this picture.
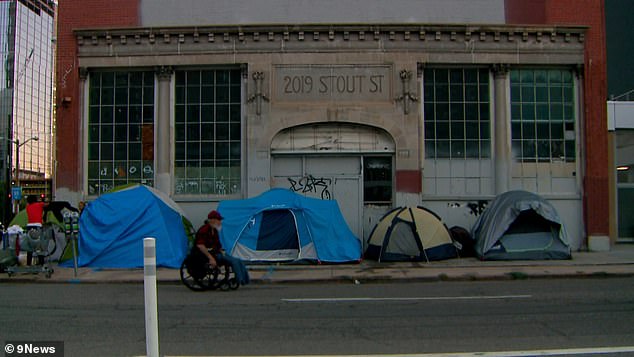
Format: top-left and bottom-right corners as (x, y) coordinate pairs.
(143, 238), (160, 357)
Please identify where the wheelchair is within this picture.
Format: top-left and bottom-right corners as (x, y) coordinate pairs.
(180, 253), (239, 292)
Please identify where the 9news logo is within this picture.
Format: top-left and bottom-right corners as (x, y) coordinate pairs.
(4, 341), (63, 356)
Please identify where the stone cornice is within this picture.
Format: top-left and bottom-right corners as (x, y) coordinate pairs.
(74, 23), (587, 58)
(75, 23), (587, 39)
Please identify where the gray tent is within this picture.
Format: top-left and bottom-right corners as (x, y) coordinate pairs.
(472, 190), (571, 260)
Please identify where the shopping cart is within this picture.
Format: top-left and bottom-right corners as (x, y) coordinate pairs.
(4, 224), (56, 278)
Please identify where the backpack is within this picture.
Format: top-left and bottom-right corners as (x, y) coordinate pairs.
(449, 226), (475, 257)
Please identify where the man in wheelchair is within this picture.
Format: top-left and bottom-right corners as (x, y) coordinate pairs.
(188, 210), (250, 287)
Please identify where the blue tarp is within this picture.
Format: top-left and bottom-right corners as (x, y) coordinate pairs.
(218, 188), (361, 263)
(61, 185), (189, 268)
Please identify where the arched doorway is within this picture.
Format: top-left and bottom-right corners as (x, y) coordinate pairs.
(270, 123), (395, 239)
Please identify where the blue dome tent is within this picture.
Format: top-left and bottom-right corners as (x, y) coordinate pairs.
(61, 185), (191, 268)
(218, 188), (361, 263)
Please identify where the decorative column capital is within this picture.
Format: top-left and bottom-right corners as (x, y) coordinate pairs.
(492, 63), (510, 78)
(416, 62), (425, 78)
(574, 64), (584, 79)
(155, 65), (173, 80)
(78, 67), (89, 81)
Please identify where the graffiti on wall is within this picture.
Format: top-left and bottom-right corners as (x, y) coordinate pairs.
(60, 62), (75, 89)
(467, 201), (488, 216)
(447, 200), (489, 216)
(174, 178), (239, 195)
(288, 175), (332, 199)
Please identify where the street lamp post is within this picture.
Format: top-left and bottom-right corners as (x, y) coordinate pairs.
(11, 136), (39, 212)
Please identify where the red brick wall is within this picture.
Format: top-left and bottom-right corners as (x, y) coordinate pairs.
(506, 0), (609, 239)
(545, 0), (609, 238)
(505, 0), (547, 24)
(55, 0), (140, 192)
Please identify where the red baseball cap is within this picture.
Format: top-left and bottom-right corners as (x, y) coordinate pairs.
(207, 210), (223, 220)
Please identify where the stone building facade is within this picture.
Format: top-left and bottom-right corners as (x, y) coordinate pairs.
(55, 0), (608, 251)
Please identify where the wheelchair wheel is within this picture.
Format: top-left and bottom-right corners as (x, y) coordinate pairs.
(224, 264), (239, 290)
(215, 264), (237, 291)
(180, 260), (218, 291)
(219, 280), (230, 291)
(228, 278), (239, 290)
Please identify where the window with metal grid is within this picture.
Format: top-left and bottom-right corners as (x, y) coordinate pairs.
(422, 67), (493, 196)
(424, 67), (491, 160)
(174, 69), (241, 196)
(87, 71), (155, 195)
(510, 68), (576, 163)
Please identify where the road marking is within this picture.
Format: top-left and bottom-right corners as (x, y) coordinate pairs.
(165, 345), (634, 357)
(281, 294), (532, 303)
(374, 346), (634, 356)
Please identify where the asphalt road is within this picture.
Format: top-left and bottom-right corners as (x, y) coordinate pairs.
(1, 278), (633, 356)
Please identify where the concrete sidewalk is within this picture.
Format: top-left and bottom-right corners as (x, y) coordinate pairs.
(2, 244), (634, 284)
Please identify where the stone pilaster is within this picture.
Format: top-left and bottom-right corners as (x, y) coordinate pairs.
(155, 66), (173, 195)
(493, 63), (510, 194)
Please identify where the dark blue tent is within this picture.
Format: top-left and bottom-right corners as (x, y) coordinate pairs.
(218, 188), (361, 263)
(61, 185), (190, 268)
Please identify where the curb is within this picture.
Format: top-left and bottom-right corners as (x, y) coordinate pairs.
(2, 266), (634, 285)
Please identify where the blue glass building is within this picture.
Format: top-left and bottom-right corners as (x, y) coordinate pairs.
(0, 0), (56, 223)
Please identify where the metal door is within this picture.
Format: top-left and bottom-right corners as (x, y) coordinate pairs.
(271, 155), (363, 238)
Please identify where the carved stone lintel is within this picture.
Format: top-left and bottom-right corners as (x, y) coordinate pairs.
(156, 65), (173, 81)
